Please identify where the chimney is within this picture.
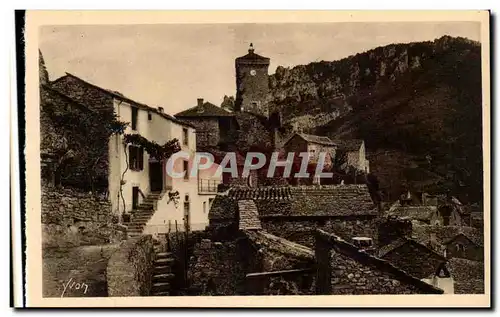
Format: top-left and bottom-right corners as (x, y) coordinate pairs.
(158, 107), (164, 113)
(197, 98), (204, 107)
(377, 216), (412, 246)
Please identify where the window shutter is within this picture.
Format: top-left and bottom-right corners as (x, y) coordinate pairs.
(129, 146), (136, 170)
(138, 147), (144, 170)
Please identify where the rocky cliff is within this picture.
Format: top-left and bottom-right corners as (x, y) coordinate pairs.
(268, 36), (483, 203)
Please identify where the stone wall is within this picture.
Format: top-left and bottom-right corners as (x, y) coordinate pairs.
(180, 117), (220, 148)
(42, 184), (126, 249)
(261, 216), (378, 248)
(246, 269), (316, 295)
(107, 235), (155, 296)
(315, 230), (443, 295)
(40, 85), (111, 191)
(187, 237), (256, 295)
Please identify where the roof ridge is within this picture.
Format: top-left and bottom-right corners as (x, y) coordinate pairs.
(56, 73), (195, 128)
(41, 84), (96, 114)
(316, 229), (444, 294)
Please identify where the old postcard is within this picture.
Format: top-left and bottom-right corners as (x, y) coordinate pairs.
(19, 10), (490, 307)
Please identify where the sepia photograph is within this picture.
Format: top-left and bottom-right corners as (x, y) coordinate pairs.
(20, 10), (490, 307)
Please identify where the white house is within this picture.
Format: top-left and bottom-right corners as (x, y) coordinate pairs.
(50, 73), (221, 235)
(108, 95), (222, 234)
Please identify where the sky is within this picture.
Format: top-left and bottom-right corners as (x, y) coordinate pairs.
(39, 22), (480, 115)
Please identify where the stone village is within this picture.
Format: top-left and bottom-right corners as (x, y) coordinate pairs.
(39, 44), (484, 297)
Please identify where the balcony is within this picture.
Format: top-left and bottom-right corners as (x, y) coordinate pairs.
(198, 178), (221, 194)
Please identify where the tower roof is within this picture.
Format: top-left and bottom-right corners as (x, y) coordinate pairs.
(235, 43), (270, 64)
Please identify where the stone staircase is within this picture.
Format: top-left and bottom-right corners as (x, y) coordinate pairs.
(127, 192), (163, 238)
(151, 239), (176, 296)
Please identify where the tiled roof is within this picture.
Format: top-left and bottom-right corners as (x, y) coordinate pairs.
(235, 49), (270, 63)
(316, 229), (444, 294)
(244, 230), (314, 261)
(228, 187), (293, 200)
(208, 194), (238, 220)
(175, 102), (234, 118)
(377, 238), (447, 279)
(52, 73), (195, 128)
(332, 139), (364, 152)
(211, 185), (378, 220)
(285, 133), (337, 147)
(238, 200), (262, 230)
(388, 206), (437, 222)
(412, 225), (483, 247)
(377, 237), (408, 258)
(286, 185), (378, 217)
(447, 258), (484, 294)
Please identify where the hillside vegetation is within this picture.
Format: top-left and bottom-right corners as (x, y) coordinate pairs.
(268, 36), (483, 202)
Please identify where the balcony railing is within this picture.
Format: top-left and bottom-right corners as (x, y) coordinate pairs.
(198, 178), (221, 194)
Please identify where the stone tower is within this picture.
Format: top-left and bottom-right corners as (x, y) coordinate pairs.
(235, 43), (270, 117)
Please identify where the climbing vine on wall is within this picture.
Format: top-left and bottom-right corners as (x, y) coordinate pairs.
(123, 133), (181, 160)
(41, 90), (128, 193)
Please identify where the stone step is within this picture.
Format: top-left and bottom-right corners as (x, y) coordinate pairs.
(127, 225), (144, 230)
(154, 258), (175, 265)
(153, 273), (175, 282)
(151, 291), (170, 296)
(127, 223), (145, 227)
(151, 282), (170, 293)
(131, 213), (153, 218)
(132, 213), (153, 217)
(153, 265), (173, 274)
(136, 206), (154, 211)
(156, 252), (173, 259)
(130, 219), (151, 223)
(129, 219), (150, 224)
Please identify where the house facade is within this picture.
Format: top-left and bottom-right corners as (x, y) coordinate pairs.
(333, 139), (370, 173)
(175, 98), (236, 149)
(51, 73), (221, 233)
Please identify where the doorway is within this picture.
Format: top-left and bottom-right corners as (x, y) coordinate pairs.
(132, 186), (139, 210)
(149, 161), (163, 192)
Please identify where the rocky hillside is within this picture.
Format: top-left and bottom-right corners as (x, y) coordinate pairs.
(269, 36), (483, 203)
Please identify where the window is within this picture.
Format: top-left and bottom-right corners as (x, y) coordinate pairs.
(183, 128), (189, 146)
(131, 107), (138, 130)
(129, 145), (144, 171)
(148, 112), (152, 121)
(183, 160), (189, 180)
(456, 243), (465, 253)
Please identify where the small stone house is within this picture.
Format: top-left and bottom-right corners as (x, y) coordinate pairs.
(283, 133), (337, 184)
(175, 98), (236, 149)
(389, 194), (470, 227)
(284, 133), (337, 166)
(412, 225), (483, 261)
(332, 139), (370, 173)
